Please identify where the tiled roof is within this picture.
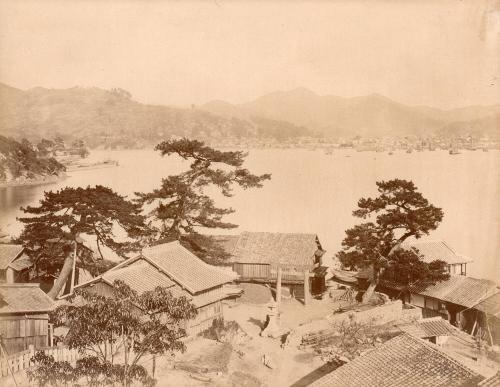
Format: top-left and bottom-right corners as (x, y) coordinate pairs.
(472, 292), (500, 318)
(398, 318), (457, 338)
(0, 284), (54, 314)
(309, 333), (481, 387)
(0, 244), (24, 269)
(403, 240), (471, 265)
(479, 371), (500, 387)
(102, 259), (176, 294)
(227, 231), (323, 266)
(141, 242), (234, 294)
(410, 276), (499, 308)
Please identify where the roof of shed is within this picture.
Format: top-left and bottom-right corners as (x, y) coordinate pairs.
(309, 333), (481, 387)
(403, 240), (471, 265)
(8, 254), (33, 271)
(479, 371), (500, 387)
(410, 276), (499, 308)
(0, 244), (24, 269)
(472, 292), (500, 318)
(0, 284), (54, 314)
(398, 318), (458, 338)
(226, 231), (323, 266)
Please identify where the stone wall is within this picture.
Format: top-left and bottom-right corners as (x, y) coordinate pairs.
(326, 300), (404, 327)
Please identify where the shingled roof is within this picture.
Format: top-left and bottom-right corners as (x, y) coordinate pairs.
(472, 292), (500, 318)
(0, 284), (54, 314)
(398, 318), (458, 338)
(410, 276), (499, 308)
(309, 333), (481, 387)
(403, 240), (471, 265)
(0, 244), (24, 270)
(140, 242), (235, 294)
(224, 231), (323, 266)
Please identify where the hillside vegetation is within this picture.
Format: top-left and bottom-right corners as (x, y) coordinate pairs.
(0, 135), (65, 183)
(0, 84), (314, 147)
(1, 83), (498, 145)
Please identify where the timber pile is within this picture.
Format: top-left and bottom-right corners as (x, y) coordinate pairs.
(300, 328), (339, 349)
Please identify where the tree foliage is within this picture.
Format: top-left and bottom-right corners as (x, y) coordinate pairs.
(19, 185), (148, 260)
(136, 138), (271, 263)
(319, 315), (400, 364)
(17, 186), (149, 297)
(381, 248), (450, 286)
(336, 179), (448, 294)
(0, 135), (65, 181)
(34, 280), (197, 386)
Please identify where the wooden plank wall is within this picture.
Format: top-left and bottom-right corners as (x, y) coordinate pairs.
(188, 301), (223, 336)
(233, 263), (270, 279)
(0, 316), (49, 354)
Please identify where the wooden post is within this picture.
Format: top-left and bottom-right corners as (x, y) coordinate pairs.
(304, 270), (310, 305)
(0, 341), (19, 387)
(70, 240), (77, 294)
(276, 267), (282, 307)
(5, 268), (15, 284)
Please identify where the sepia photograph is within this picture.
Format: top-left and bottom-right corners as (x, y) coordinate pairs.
(0, 1), (499, 386)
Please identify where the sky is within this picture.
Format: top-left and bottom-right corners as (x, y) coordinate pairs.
(0, 0), (499, 109)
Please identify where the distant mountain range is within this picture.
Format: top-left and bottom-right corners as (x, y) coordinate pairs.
(0, 83), (313, 147)
(202, 87), (500, 138)
(0, 83), (498, 147)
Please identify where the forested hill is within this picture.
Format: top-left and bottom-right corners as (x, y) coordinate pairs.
(0, 135), (65, 184)
(0, 83), (315, 148)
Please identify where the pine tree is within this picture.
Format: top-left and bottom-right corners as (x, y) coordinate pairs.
(18, 185), (149, 298)
(336, 179), (448, 302)
(136, 138), (271, 263)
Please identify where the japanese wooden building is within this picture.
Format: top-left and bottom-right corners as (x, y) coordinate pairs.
(0, 284), (55, 354)
(0, 244), (32, 284)
(215, 232), (327, 301)
(402, 240), (472, 277)
(69, 241), (236, 335)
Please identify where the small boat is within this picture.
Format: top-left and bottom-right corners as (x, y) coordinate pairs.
(449, 148), (460, 155)
(406, 148), (413, 154)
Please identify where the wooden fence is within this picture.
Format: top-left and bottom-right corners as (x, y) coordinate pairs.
(0, 343), (79, 377)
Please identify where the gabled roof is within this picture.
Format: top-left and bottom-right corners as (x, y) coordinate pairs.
(102, 259), (176, 294)
(8, 254), (33, 271)
(398, 317), (458, 338)
(0, 244), (24, 270)
(140, 242), (234, 294)
(225, 231), (323, 266)
(0, 284), (54, 314)
(309, 333), (481, 387)
(472, 292), (500, 318)
(410, 276), (499, 308)
(403, 240), (472, 265)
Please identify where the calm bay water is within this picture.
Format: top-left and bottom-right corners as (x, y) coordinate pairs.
(1, 148), (499, 282)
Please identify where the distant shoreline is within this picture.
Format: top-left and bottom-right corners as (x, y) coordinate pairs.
(0, 173), (67, 189)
